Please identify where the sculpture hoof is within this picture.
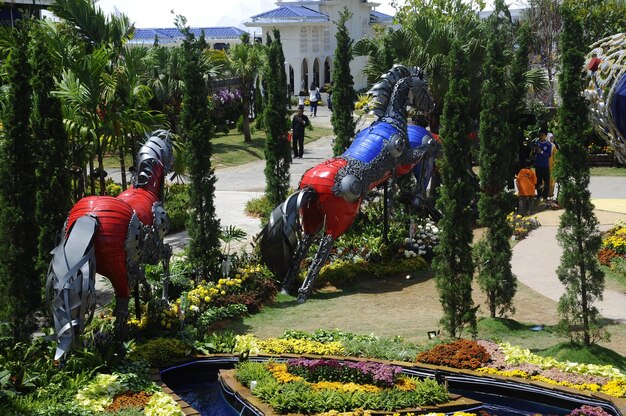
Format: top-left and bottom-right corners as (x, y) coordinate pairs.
(296, 292), (308, 303)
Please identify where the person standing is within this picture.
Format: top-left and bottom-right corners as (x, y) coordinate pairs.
(547, 132), (559, 198)
(516, 158), (537, 216)
(291, 107), (310, 159)
(309, 87), (320, 117)
(533, 129), (553, 202)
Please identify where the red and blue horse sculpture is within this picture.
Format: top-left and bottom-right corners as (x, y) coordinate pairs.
(259, 65), (439, 302)
(47, 130), (173, 360)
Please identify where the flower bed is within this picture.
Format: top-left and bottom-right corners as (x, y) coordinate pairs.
(414, 339), (626, 399)
(507, 212), (541, 240)
(234, 359), (450, 414)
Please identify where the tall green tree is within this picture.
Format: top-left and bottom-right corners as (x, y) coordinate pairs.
(228, 33), (263, 142)
(263, 29), (291, 208)
(554, 4), (605, 347)
(0, 23), (39, 341)
(475, 0), (517, 318)
(178, 16), (221, 278)
(509, 22), (532, 170)
(432, 40), (477, 338)
(331, 8), (357, 156)
(30, 25), (72, 278)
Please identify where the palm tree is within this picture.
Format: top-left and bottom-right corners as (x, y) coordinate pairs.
(227, 33), (264, 142)
(353, 27), (412, 86)
(50, 0), (166, 193)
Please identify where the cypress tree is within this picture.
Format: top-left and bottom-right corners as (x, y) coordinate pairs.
(331, 7), (357, 156)
(178, 17), (221, 279)
(475, 0), (517, 318)
(30, 25), (71, 279)
(554, 4), (605, 346)
(0, 23), (39, 340)
(263, 30), (291, 208)
(433, 40), (477, 338)
(509, 22), (531, 172)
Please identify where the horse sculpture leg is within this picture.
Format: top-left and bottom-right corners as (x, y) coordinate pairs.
(160, 243), (172, 299)
(47, 215), (98, 360)
(281, 232), (316, 294)
(297, 234), (335, 302)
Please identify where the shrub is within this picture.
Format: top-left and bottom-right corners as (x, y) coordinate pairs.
(164, 183), (190, 233)
(128, 338), (189, 366)
(507, 212), (540, 240)
(416, 339), (491, 370)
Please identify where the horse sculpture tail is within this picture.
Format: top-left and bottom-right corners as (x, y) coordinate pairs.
(259, 188), (316, 289)
(46, 215), (98, 360)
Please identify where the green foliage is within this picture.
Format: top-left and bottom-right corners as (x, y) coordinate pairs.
(262, 29), (291, 207)
(0, 21), (39, 341)
(432, 40), (477, 338)
(192, 304), (248, 334)
(234, 360), (273, 386)
(554, 5), (605, 347)
(341, 336), (426, 362)
(245, 193), (279, 222)
(281, 328), (378, 344)
(567, 0), (626, 46)
(128, 338), (190, 367)
(193, 330), (238, 354)
(164, 183), (190, 233)
(178, 17), (222, 279)
(538, 342), (626, 372)
(476, 0), (517, 319)
(30, 24), (71, 280)
(331, 8), (357, 156)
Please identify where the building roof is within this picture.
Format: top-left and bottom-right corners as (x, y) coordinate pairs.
(370, 10), (393, 24)
(249, 6), (329, 24)
(130, 26), (247, 45)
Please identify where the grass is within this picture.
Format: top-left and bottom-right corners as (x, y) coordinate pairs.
(590, 166), (626, 176)
(602, 264), (626, 293)
(538, 342), (626, 372)
(211, 124), (333, 168)
(476, 318), (565, 351)
(102, 123), (334, 171)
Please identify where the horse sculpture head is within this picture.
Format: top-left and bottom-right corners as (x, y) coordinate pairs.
(133, 129), (174, 197)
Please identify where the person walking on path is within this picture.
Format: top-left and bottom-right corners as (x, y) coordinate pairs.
(516, 158), (537, 216)
(291, 107), (310, 159)
(533, 129), (553, 202)
(309, 87), (320, 117)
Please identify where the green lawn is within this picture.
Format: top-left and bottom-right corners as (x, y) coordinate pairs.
(590, 166), (626, 176)
(212, 125), (333, 168)
(103, 124), (334, 171)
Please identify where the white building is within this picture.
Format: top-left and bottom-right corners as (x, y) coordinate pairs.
(245, 0), (393, 95)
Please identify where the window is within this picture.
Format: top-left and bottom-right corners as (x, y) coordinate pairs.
(312, 27), (320, 53)
(300, 27), (308, 54)
(323, 27), (330, 51)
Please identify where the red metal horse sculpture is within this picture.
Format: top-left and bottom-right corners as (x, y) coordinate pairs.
(47, 130), (173, 360)
(260, 66), (439, 302)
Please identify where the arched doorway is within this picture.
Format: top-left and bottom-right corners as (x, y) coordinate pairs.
(324, 57), (332, 87)
(288, 65), (294, 95)
(300, 58), (309, 94)
(312, 58), (320, 89)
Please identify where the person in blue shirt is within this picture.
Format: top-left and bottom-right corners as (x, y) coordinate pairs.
(533, 129), (553, 201)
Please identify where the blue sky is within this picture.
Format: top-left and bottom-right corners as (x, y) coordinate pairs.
(92, 0), (401, 30)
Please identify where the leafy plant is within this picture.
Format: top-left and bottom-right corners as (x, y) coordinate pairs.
(193, 330), (238, 354)
(128, 338), (190, 366)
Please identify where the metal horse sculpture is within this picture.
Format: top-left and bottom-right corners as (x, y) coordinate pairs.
(259, 65), (439, 302)
(584, 32), (626, 165)
(47, 130), (174, 360)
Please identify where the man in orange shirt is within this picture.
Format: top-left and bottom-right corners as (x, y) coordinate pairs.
(516, 158), (537, 216)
